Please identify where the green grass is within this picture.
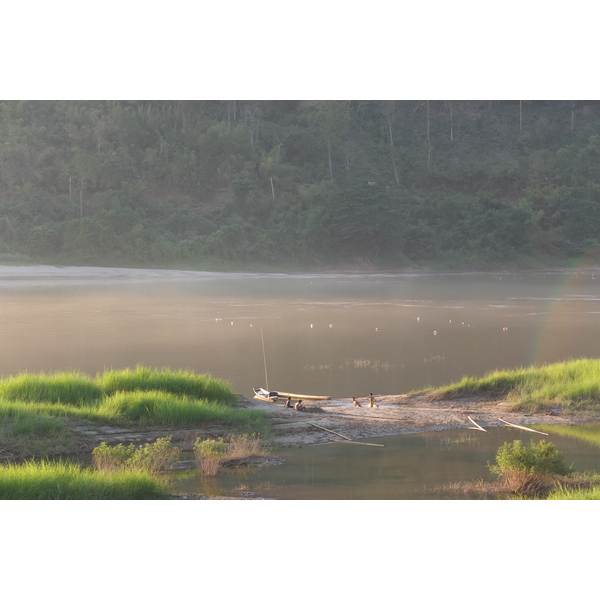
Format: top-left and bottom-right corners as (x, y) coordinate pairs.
(95, 390), (265, 428)
(0, 460), (171, 499)
(548, 485), (600, 500)
(423, 358), (600, 413)
(0, 367), (271, 461)
(0, 371), (103, 406)
(96, 366), (235, 403)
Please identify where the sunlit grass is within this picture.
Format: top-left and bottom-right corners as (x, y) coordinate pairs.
(0, 371), (103, 406)
(96, 365), (235, 403)
(423, 358), (600, 413)
(0, 460), (170, 500)
(0, 368), (271, 461)
(96, 390), (264, 427)
(548, 485), (600, 500)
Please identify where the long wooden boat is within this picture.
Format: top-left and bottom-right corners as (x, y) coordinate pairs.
(253, 387), (331, 402)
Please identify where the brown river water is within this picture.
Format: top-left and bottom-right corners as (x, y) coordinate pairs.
(2, 266), (600, 398)
(2, 266), (600, 499)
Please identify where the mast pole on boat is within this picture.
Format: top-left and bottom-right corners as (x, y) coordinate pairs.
(260, 325), (269, 390)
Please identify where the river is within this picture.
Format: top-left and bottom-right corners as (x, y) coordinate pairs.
(2, 266), (600, 399)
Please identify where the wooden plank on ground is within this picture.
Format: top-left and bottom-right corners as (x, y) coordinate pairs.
(498, 418), (549, 435)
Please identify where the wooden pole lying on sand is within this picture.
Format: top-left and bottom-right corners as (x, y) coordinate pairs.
(498, 418), (549, 435)
(308, 422), (384, 446)
(308, 422), (353, 440)
(467, 416), (488, 432)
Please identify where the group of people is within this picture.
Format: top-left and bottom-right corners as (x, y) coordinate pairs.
(282, 393), (378, 411)
(353, 393), (378, 408)
(284, 397), (306, 411)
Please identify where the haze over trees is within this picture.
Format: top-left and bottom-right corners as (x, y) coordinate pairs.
(0, 100), (599, 269)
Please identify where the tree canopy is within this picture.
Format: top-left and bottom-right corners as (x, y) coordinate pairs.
(0, 100), (599, 269)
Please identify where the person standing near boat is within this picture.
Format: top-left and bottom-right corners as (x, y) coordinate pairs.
(284, 397), (292, 408)
(368, 393), (378, 408)
(294, 399), (306, 411)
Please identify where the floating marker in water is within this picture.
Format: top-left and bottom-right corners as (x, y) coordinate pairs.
(433, 330), (437, 335)
(417, 317), (420, 321)
(329, 324), (333, 328)
(310, 324), (313, 328)
(231, 322), (234, 325)
(375, 328), (379, 331)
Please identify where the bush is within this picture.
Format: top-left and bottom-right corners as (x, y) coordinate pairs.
(92, 436), (181, 474)
(488, 439), (571, 477)
(193, 434), (265, 477)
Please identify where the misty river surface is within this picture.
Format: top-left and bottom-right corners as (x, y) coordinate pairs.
(1, 267), (600, 399)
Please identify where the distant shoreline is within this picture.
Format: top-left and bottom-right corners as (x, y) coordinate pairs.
(1, 263), (599, 287)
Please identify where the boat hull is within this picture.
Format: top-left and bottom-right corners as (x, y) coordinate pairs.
(253, 387), (330, 402)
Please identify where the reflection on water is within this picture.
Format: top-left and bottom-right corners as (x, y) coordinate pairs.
(172, 426), (600, 500)
(1, 269), (600, 399)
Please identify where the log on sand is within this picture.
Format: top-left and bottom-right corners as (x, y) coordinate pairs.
(308, 422), (384, 447)
(308, 422), (352, 441)
(498, 418), (549, 435)
(467, 416), (488, 432)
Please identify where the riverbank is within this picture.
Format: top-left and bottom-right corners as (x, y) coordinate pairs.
(237, 392), (600, 446)
(4, 391), (595, 469)
(60, 391), (600, 455)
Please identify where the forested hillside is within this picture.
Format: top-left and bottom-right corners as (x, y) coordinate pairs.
(1, 100), (599, 270)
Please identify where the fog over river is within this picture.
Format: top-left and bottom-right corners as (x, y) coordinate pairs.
(1, 265), (599, 398)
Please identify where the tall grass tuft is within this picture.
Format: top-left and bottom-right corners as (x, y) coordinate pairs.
(426, 358), (600, 413)
(0, 460), (170, 500)
(0, 371), (103, 406)
(95, 390), (260, 426)
(548, 485), (600, 500)
(96, 366), (235, 402)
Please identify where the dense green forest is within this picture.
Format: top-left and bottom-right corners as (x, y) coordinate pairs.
(1, 100), (599, 270)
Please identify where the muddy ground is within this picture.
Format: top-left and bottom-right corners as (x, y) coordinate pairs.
(69, 392), (600, 452)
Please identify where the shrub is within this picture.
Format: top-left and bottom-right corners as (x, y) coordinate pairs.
(192, 434), (265, 477)
(92, 436), (181, 474)
(128, 436), (181, 474)
(488, 439), (571, 497)
(92, 441), (136, 471)
(488, 440), (571, 477)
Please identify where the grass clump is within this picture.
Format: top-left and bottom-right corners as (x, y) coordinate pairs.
(0, 371), (103, 406)
(95, 389), (269, 430)
(96, 366), (235, 403)
(426, 358), (600, 413)
(548, 484), (600, 500)
(0, 460), (170, 500)
(193, 433), (266, 477)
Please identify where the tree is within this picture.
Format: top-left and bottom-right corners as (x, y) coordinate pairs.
(381, 101), (400, 184)
(304, 101), (351, 180)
